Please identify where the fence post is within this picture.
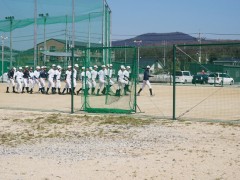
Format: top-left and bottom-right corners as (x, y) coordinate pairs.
(71, 46), (74, 114)
(173, 45), (176, 120)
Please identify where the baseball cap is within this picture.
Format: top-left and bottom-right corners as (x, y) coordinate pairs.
(68, 66), (72, 68)
(94, 65), (98, 68)
(120, 65), (125, 69)
(126, 66), (130, 69)
(101, 65), (106, 68)
(52, 64), (56, 67)
(82, 66), (85, 70)
(19, 67), (22, 70)
(146, 65), (150, 69)
(74, 64), (79, 68)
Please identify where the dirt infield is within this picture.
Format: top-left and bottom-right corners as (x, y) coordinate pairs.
(0, 83), (239, 121)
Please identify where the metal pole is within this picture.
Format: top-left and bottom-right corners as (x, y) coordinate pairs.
(1, 38), (4, 83)
(173, 45), (176, 120)
(10, 20), (13, 67)
(1, 36), (8, 83)
(102, 0), (105, 64)
(199, 32), (202, 63)
(163, 41), (166, 67)
(137, 46), (139, 81)
(72, 0), (75, 48)
(5, 16), (14, 67)
(34, 0), (37, 67)
(43, 17), (46, 65)
(133, 40), (142, 83)
(65, 15), (68, 68)
(71, 46), (74, 114)
(125, 42), (127, 65)
(88, 13), (91, 66)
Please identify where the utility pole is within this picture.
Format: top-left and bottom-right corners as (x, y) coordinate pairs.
(198, 32), (202, 63)
(163, 40), (166, 67)
(5, 16), (14, 67)
(39, 13), (49, 65)
(133, 40), (142, 83)
(1, 35), (8, 83)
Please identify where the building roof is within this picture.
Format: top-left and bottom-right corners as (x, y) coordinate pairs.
(41, 38), (102, 48)
(42, 52), (81, 57)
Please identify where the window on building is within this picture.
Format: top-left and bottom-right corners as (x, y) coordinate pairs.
(50, 46), (56, 52)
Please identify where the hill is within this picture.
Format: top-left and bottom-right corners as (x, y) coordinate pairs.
(112, 32), (198, 46)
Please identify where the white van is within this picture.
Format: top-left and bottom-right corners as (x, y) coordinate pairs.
(175, 71), (193, 84)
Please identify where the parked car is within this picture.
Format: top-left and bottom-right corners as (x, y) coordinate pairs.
(175, 71), (193, 84)
(208, 72), (234, 85)
(192, 73), (209, 84)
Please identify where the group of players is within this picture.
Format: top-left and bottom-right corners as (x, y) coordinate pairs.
(5, 63), (132, 96)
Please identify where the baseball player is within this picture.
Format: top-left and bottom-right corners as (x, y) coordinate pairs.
(77, 67), (87, 94)
(15, 67), (24, 93)
(77, 67), (91, 95)
(96, 65), (107, 95)
(124, 66), (131, 94)
(46, 64), (56, 94)
(86, 67), (92, 94)
(137, 65), (154, 96)
(105, 64), (114, 94)
(116, 65), (128, 96)
(39, 66), (48, 94)
(28, 67), (34, 94)
(32, 66), (41, 93)
(6, 67), (16, 93)
(55, 65), (62, 94)
(61, 66), (72, 94)
(22, 66), (30, 93)
(73, 64), (79, 94)
(90, 65), (98, 94)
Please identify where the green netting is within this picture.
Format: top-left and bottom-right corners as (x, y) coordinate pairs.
(0, 0), (111, 75)
(77, 47), (137, 114)
(173, 42), (240, 121)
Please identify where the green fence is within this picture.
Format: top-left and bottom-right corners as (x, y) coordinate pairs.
(172, 42), (240, 121)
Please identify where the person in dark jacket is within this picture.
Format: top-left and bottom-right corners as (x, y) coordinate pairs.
(6, 67), (16, 93)
(137, 65), (154, 96)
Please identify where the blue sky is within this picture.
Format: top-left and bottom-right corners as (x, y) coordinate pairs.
(1, 0), (240, 50)
(107, 0), (240, 40)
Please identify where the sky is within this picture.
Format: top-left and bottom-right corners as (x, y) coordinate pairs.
(1, 0), (240, 50)
(107, 0), (240, 41)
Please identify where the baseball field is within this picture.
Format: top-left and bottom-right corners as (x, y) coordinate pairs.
(0, 83), (240, 179)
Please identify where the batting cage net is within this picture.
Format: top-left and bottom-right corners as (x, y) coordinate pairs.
(74, 46), (138, 114)
(173, 42), (240, 121)
(0, 0), (110, 76)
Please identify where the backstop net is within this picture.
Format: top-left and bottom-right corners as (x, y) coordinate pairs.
(173, 42), (240, 121)
(0, 0), (110, 76)
(76, 46), (138, 114)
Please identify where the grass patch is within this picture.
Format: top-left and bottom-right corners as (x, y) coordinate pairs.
(99, 116), (153, 126)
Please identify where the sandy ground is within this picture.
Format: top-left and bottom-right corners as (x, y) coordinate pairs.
(0, 83), (240, 179)
(0, 110), (239, 179)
